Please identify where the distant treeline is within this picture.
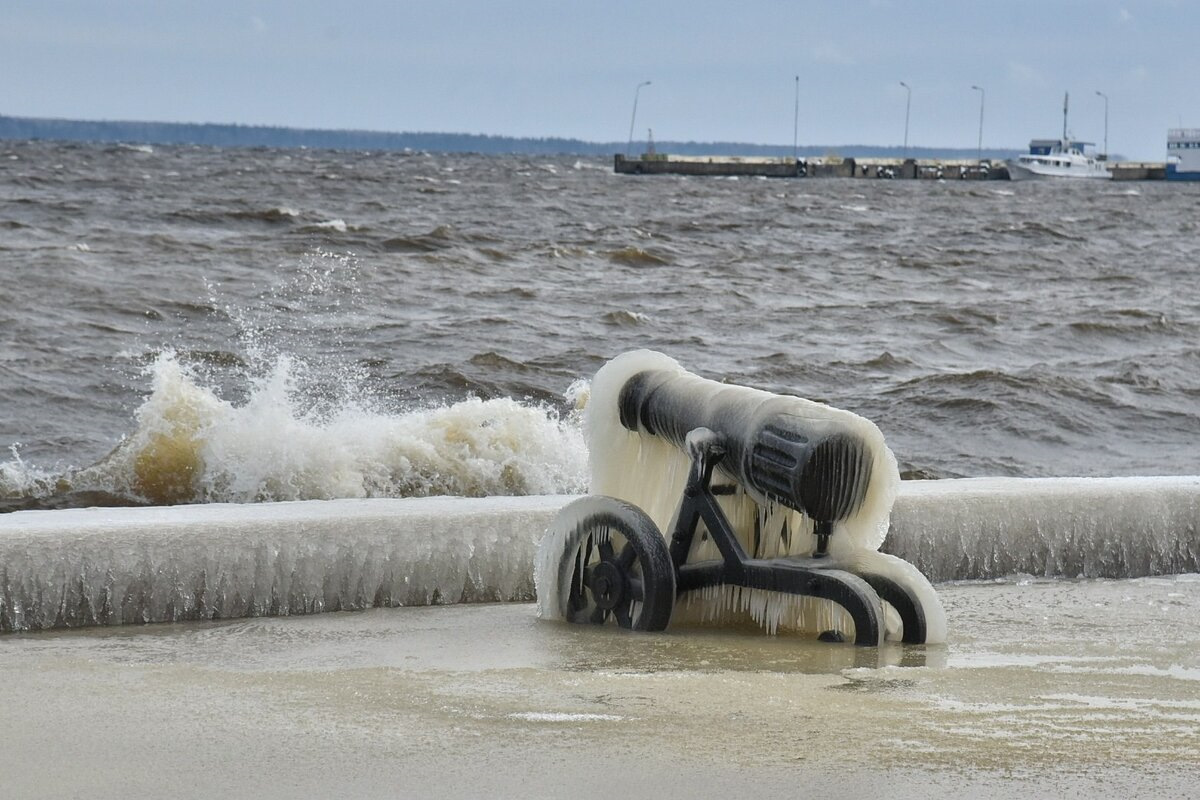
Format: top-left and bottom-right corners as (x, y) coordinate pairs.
(0, 114), (1020, 160)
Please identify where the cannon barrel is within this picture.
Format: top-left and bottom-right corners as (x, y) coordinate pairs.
(617, 369), (873, 522)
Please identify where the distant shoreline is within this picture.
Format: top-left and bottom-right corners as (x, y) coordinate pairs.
(0, 113), (1019, 160)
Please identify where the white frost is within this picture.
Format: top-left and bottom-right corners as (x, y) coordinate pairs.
(3, 477), (1200, 633)
(0, 496), (566, 632)
(540, 349), (945, 643)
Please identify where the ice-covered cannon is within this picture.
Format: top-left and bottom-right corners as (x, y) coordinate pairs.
(536, 350), (945, 645)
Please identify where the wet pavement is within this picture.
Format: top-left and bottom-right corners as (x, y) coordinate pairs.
(3, 576), (1198, 799)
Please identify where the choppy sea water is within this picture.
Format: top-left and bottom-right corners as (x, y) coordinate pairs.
(2, 139), (1199, 510)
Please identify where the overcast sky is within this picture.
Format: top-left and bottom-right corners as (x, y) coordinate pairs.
(4, 1), (1197, 159)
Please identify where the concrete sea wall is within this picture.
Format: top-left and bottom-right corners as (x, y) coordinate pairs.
(2, 476), (1197, 632)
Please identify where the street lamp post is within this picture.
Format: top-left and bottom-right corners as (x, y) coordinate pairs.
(793, 75), (800, 161)
(971, 85), (985, 162)
(626, 81), (651, 158)
(900, 81), (911, 158)
(1095, 90), (1109, 160)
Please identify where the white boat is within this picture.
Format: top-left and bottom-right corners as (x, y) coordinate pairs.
(1006, 93), (1112, 181)
(1007, 141), (1111, 180)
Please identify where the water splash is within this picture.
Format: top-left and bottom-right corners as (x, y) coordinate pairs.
(3, 352), (587, 508)
(3, 249), (589, 508)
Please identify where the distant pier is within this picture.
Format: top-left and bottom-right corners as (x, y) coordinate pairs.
(614, 153), (1170, 181)
(613, 153), (802, 177)
(614, 153), (1003, 179)
(1108, 161), (1167, 181)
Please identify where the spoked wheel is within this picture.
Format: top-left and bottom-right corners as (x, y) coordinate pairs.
(553, 496), (675, 631)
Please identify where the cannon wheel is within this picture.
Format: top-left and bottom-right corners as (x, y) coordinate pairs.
(554, 496), (675, 631)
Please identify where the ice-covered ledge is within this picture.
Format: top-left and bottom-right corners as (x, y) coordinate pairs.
(2, 477), (1199, 632)
(888, 476), (1200, 581)
(0, 495), (571, 632)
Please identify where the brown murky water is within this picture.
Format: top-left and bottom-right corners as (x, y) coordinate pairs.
(3, 577), (1196, 799)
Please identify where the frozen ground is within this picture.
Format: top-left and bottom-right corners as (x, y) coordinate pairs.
(3, 577), (1198, 799)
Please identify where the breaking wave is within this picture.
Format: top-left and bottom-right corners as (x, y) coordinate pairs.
(1, 352), (588, 509)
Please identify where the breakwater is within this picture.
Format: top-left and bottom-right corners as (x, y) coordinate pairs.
(615, 154), (1171, 180)
(615, 153), (1003, 179)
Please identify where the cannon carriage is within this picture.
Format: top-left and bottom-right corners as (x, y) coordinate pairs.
(536, 351), (945, 646)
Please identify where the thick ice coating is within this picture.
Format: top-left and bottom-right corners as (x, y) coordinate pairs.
(4, 477), (1198, 633)
(0, 496), (564, 633)
(544, 349), (947, 643)
(587, 350), (899, 552)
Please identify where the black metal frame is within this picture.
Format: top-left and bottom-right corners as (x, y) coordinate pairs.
(666, 429), (927, 646)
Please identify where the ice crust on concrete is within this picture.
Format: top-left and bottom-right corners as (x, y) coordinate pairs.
(2, 477), (1198, 633)
(0, 496), (567, 632)
(890, 476), (1200, 581)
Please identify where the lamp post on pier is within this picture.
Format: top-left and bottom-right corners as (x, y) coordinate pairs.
(971, 85), (985, 162)
(900, 81), (911, 158)
(626, 81), (651, 158)
(793, 75), (800, 161)
(1095, 90), (1109, 160)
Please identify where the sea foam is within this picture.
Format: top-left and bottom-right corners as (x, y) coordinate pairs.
(3, 352), (588, 507)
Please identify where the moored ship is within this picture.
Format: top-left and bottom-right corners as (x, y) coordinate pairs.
(1007, 139), (1111, 180)
(1006, 92), (1111, 180)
